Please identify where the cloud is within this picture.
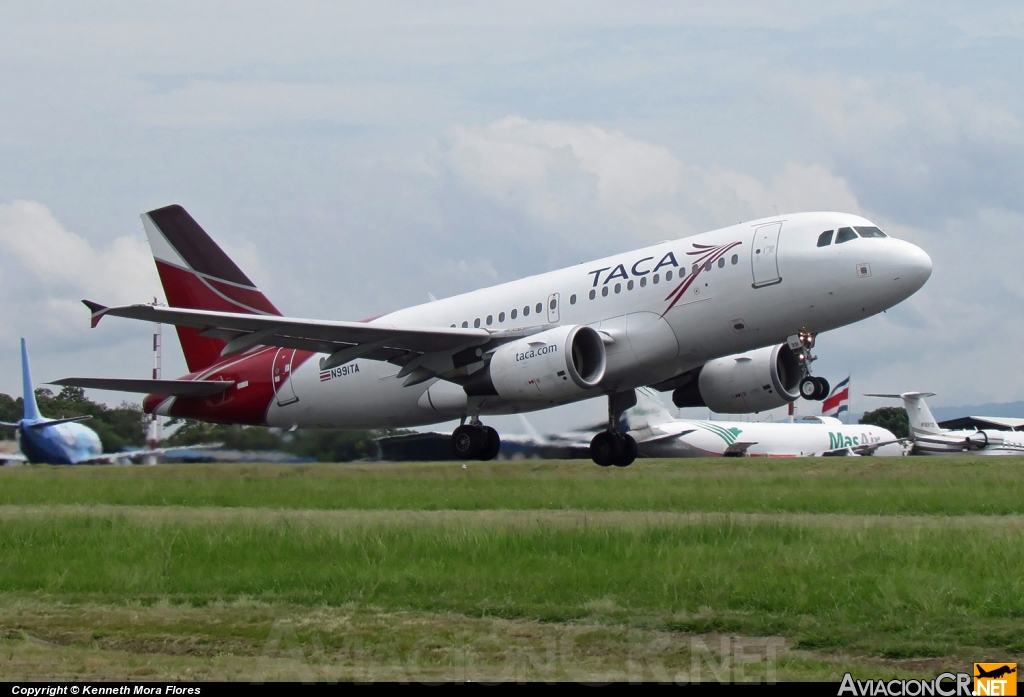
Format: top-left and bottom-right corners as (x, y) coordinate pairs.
(137, 80), (441, 128)
(0, 200), (160, 343)
(445, 116), (861, 246)
(785, 74), (1024, 223)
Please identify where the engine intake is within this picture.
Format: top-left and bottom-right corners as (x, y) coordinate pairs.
(470, 325), (607, 402)
(672, 344), (802, 413)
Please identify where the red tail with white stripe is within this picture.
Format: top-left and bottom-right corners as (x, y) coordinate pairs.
(142, 205), (281, 372)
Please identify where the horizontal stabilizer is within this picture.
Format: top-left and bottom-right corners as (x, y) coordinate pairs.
(51, 377), (234, 397)
(0, 421), (19, 428)
(25, 415), (92, 429)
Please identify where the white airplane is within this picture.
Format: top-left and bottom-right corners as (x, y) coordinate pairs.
(55, 205), (931, 467)
(624, 388), (904, 457)
(866, 392), (1024, 455)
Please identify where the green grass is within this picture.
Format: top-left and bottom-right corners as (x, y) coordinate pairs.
(0, 458), (1022, 514)
(0, 458), (1022, 680)
(1, 512), (1022, 656)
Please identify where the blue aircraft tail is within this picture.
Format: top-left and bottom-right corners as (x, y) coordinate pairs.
(21, 339), (41, 421)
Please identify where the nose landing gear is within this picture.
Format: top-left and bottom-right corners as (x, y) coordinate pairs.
(590, 390), (638, 467)
(451, 420), (501, 461)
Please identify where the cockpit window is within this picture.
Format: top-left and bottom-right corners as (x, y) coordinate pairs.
(817, 230), (834, 247)
(835, 227), (858, 244)
(855, 226), (887, 238)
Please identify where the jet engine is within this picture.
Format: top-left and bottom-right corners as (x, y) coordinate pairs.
(467, 325), (607, 403)
(671, 344), (802, 413)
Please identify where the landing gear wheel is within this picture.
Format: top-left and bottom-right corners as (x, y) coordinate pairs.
(590, 431), (623, 467)
(614, 434), (637, 467)
(814, 377), (830, 401)
(480, 426), (501, 461)
(452, 424), (485, 459)
(800, 377), (818, 400)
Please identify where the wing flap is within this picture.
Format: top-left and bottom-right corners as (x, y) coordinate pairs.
(51, 378), (234, 397)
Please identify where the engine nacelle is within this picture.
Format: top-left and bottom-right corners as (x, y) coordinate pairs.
(486, 325), (607, 402)
(672, 344), (802, 414)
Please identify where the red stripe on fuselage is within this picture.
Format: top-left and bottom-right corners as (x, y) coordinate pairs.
(143, 348), (316, 425)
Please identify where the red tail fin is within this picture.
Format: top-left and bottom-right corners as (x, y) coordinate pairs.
(142, 205), (280, 372)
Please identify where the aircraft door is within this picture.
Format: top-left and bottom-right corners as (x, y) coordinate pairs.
(751, 223), (783, 288)
(547, 293), (560, 323)
(272, 348), (300, 406)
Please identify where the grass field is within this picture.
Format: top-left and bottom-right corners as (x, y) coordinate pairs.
(0, 458), (1021, 681)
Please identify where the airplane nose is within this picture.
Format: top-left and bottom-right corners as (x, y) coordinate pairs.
(901, 242), (932, 291)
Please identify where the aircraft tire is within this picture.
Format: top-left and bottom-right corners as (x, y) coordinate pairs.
(814, 377), (830, 401)
(799, 377), (818, 400)
(614, 434), (637, 467)
(452, 425), (485, 459)
(590, 431), (621, 467)
(479, 426), (501, 461)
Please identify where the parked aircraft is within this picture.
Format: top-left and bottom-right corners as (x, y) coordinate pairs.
(1, 339), (218, 465)
(0, 339), (103, 464)
(55, 205), (931, 466)
(866, 392), (1024, 455)
(625, 388), (903, 457)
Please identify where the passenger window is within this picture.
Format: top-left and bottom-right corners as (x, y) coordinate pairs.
(511, 309), (517, 319)
(835, 227), (857, 244)
(450, 324), (456, 328)
(461, 321), (469, 328)
(731, 254), (738, 264)
(817, 230), (834, 247)
(627, 280), (634, 290)
(640, 276), (647, 287)
(486, 315), (493, 325)
(855, 226), (887, 238)
(536, 302), (542, 313)
(666, 270), (673, 281)
(523, 306), (530, 316)
(589, 289), (596, 300)
(498, 312), (505, 322)
(474, 318), (480, 328)
(601, 286), (609, 297)
(614, 283), (621, 294)
(704, 261), (711, 272)
(692, 264), (698, 275)
(653, 273), (660, 284)
(570, 294), (576, 305)
(718, 258), (725, 268)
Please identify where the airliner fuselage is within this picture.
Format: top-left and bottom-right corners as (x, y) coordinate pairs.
(60, 207), (932, 466)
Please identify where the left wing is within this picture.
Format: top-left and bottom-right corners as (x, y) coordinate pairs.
(74, 443), (223, 465)
(83, 301), (529, 385)
(24, 416), (92, 429)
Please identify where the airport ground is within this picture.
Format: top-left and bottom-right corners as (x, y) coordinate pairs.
(0, 459), (1021, 682)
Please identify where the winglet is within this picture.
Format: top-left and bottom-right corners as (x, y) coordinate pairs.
(82, 300), (109, 328)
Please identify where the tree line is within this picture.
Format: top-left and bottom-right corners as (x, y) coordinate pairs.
(0, 386), (393, 461)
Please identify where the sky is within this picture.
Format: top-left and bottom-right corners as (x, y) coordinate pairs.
(1, 1), (1023, 432)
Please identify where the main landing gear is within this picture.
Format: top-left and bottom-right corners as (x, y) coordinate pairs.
(799, 375), (831, 401)
(590, 390), (638, 467)
(451, 419), (501, 461)
(790, 332), (830, 401)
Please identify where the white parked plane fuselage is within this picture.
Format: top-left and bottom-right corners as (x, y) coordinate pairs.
(262, 212), (931, 429)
